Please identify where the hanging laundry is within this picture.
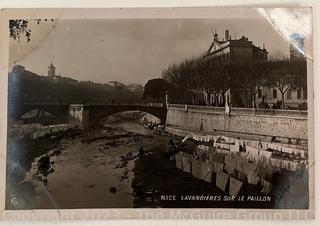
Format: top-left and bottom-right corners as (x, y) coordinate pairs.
(247, 173), (260, 185)
(213, 162), (224, 173)
(182, 153), (191, 173)
(216, 171), (229, 192)
(222, 143), (230, 150)
(260, 150), (272, 159)
(175, 152), (183, 170)
(225, 164), (234, 175)
(208, 153), (214, 161)
(288, 161), (298, 171)
(200, 160), (213, 183)
(260, 178), (272, 195)
(268, 143), (282, 152)
(213, 135), (221, 148)
(246, 145), (265, 163)
(282, 146), (293, 154)
(198, 145), (210, 152)
(224, 154), (233, 167)
(205, 135), (212, 142)
(191, 158), (202, 179)
(232, 168), (246, 181)
(239, 139), (245, 147)
(234, 155), (247, 172)
(242, 161), (258, 175)
(233, 169), (240, 179)
(229, 177), (243, 196)
(212, 153), (225, 163)
(220, 136), (230, 143)
(257, 166), (267, 179)
(230, 141), (240, 153)
(260, 141), (269, 150)
(238, 170), (247, 181)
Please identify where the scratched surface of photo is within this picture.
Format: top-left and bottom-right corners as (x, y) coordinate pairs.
(3, 7), (313, 213)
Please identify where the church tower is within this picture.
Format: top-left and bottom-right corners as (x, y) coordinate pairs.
(48, 61), (56, 77)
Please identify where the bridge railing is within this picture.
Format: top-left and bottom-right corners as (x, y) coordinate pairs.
(169, 104), (308, 117)
(21, 102), (165, 107)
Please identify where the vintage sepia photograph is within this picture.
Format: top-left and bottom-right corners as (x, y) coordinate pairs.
(3, 7), (312, 213)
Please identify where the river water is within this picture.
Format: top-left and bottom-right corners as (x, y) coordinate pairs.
(22, 113), (169, 209)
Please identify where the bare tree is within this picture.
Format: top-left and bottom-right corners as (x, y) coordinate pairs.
(196, 58), (218, 106)
(237, 62), (271, 108)
(265, 61), (302, 109)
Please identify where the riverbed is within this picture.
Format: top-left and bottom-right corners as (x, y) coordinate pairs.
(6, 112), (307, 209)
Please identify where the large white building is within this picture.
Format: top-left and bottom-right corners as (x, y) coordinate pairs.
(202, 29), (268, 107)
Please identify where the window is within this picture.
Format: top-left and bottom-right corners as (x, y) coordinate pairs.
(297, 89), (302, 99)
(273, 89), (277, 99)
(258, 89), (262, 98)
(287, 89), (292, 100)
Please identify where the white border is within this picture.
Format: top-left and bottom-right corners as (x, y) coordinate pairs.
(0, 0), (319, 225)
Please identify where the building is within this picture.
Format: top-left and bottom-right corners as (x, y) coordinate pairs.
(256, 86), (307, 109)
(203, 30), (268, 107)
(109, 81), (126, 88)
(255, 33), (307, 109)
(127, 84), (144, 98)
(204, 30), (268, 65)
(48, 61), (56, 77)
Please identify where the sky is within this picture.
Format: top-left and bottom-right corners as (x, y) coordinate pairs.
(9, 8), (311, 85)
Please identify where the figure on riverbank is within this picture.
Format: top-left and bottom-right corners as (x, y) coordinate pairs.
(139, 146), (145, 156)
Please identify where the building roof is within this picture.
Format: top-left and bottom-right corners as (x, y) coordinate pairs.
(205, 35), (267, 57)
(48, 61), (56, 69)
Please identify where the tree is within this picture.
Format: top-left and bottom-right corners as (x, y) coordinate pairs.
(196, 58), (232, 106)
(9, 20), (31, 42)
(162, 63), (184, 103)
(196, 57), (218, 106)
(9, 19), (55, 42)
(181, 58), (202, 105)
(237, 62), (271, 108)
(142, 78), (169, 103)
(265, 60), (303, 109)
(215, 64), (231, 106)
(162, 58), (201, 104)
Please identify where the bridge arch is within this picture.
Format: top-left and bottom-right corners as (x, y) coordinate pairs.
(99, 110), (162, 124)
(9, 104), (70, 124)
(85, 105), (167, 128)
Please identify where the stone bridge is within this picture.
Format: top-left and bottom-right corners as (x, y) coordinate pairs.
(9, 103), (167, 128)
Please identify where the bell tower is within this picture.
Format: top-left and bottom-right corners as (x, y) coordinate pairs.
(48, 61), (56, 77)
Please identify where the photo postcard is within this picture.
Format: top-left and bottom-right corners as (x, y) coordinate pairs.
(0, 6), (315, 220)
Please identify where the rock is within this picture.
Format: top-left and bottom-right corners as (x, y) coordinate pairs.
(109, 186), (117, 193)
(38, 155), (50, 169)
(83, 182), (95, 188)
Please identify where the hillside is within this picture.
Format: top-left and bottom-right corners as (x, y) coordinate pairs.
(8, 65), (142, 108)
